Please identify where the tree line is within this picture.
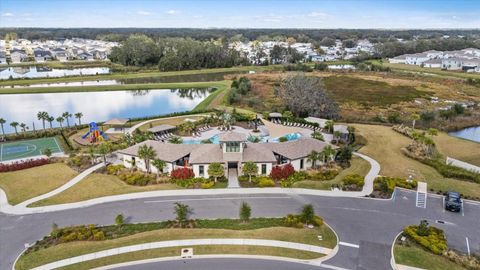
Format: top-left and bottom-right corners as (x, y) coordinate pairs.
(2, 28), (479, 44)
(108, 34), (249, 70)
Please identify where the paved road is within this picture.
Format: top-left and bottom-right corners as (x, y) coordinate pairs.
(107, 258), (334, 270)
(1, 190), (479, 270)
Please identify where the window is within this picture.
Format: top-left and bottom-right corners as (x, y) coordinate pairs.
(225, 141), (240, 152)
(261, 164), (267, 175)
(199, 165), (204, 176)
(300, 159), (304, 169)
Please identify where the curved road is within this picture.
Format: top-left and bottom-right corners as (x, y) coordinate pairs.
(105, 258), (334, 270)
(1, 190), (479, 270)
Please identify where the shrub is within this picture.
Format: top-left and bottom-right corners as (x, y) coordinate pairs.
(310, 169), (339, 181)
(300, 204), (315, 225)
(283, 214), (303, 228)
(239, 202), (251, 223)
(258, 177), (275, 187)
(0, 158), (49, 172)
(403, 222), (447, 255)
(118, 171), (155, 186)
(342, 174), (364, 190)
(270, 164), (295, 181)
(201, 181), (215, 189)
(93, 231), (105, 241)
(171, 167), (195, 180)
(374, 176), (417, 194)
(106, 164), (124, 175)
(313, 216), (324, 227)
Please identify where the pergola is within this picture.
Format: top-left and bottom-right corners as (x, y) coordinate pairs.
(147, 124), (176, 134)
(104, 118), (129, 133)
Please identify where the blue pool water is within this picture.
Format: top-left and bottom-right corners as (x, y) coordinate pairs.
(182, 132), (302, 144)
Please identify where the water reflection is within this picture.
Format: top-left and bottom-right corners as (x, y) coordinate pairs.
(449, 126), (480, 143)
(0, 88), (211, 134)
(0, 66), (110, 79)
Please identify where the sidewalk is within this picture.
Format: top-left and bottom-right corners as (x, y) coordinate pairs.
(30, 238), (333, 270)
(0, 152), (380, 215)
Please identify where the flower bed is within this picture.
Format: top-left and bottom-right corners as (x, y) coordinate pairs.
(0, 158), (49, 172)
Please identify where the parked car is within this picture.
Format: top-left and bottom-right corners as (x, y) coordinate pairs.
(445, 191), (462, 212)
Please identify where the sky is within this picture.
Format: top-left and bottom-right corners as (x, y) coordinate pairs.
(0, 0), (479, 29)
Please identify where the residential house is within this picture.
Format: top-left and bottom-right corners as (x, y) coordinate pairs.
(10, 49), (27, 63)
(405, 53), (430, 66)
(442, 58), (465, 70)
(34, 50), (53, 62)
(0, 51), (6, 64)
(423, 59), (442, 68)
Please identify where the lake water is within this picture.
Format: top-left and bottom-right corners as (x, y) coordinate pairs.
(0, 88), (212, 134)
(0, 71), (245, 88)
(449, 126), (480, 143)
(0, 66), (110, 80)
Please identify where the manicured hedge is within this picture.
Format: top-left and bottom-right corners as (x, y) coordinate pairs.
(0, 158), (49, 172)
(170, 167), (195, 180)
(270, 164), (295, 181)
(403, 224), (447, 255)
(374, 176), (417, 194)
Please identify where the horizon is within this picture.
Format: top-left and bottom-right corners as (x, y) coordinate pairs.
(1, 0), (479, 29)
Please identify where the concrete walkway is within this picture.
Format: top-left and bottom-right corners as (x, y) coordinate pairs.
(227, 168), (240, 188)
(30, 238), (333, 270)
(0, 152), (380, 215)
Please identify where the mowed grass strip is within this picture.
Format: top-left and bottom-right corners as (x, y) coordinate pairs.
(353, 124), (480, 197)
(292, 156), (371, 190)
(0, 163), (78, 205)
(323, 76), (431, 106)
(16, 226), (335, 270)
(55, 245), (322, 270)
(394, 243), (466, 270)
(434, 133), (480, 167)
(29, 173), (180, 207)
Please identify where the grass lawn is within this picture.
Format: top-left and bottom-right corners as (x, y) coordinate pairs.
(29, 173), (181, 207)
(0, 163), (78, 205)
(323, 75), (431, 106)
(292, 156), (371, 190)
(353, 124), (480, 197)
(434, 132), (480, 166)
(56, 246), (321, 270)
(394, 243), (466, 270)
(137, 115), (208, 132)
(0, 81), (228, 95)
(16, 226), (335, 270)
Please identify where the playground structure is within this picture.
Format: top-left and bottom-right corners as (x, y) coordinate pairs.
(82, 122), (108, 143)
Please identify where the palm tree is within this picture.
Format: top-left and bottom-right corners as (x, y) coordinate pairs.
(87, 146), (96, 165)
(56, 116), (64, 129)
(321, 145), (336, 164)
(62, 112), (72, 128)
(333, 131), (342, 145)
(19, 123), (28, 134)
(151, 159), (166, 182)
(137, 144), (157, 173)
(324, 120), (334, 133)
(47, 116), (55, 129)
(74, 112), (83, 125)
(37, 111), (49, 130)
(0, 118), (6, 136)
(10, 121), (19, 134)
(307, 150), (320, 169)
(97, 141), (112, 166)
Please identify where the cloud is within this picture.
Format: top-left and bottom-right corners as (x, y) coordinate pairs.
(166, 10), (179, 15)
(308, 11), (328, 18)
(136, 11), (151, 16)
(2, 12), (14, 17)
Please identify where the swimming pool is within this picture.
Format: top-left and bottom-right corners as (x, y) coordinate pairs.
(182, 132), (302, 144)
(183, 134), (220, 144)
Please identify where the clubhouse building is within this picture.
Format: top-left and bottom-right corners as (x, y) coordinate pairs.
(118, 131), (331, 178)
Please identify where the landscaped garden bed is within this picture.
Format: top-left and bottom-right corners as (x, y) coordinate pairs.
(16, 203), (337, 270)
(394, 220), (480, 270)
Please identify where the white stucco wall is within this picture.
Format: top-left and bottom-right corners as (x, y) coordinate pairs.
(122, 154), (173, 174)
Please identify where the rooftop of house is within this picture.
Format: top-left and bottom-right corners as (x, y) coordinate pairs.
(218, 131), (248, 142)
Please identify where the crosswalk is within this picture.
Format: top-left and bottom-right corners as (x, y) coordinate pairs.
(416, 182), (427, 208)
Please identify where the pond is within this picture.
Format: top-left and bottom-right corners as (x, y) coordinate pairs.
(449, 126), (480, 143)
(0, 88), (213, 134)
(0, 71), (246, 88)
(0, 66), (110, 80)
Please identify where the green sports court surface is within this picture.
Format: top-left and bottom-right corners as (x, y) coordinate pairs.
(0, 137), (63, 162)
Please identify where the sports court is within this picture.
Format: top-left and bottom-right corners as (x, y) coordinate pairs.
(0, 137), (63, 162)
